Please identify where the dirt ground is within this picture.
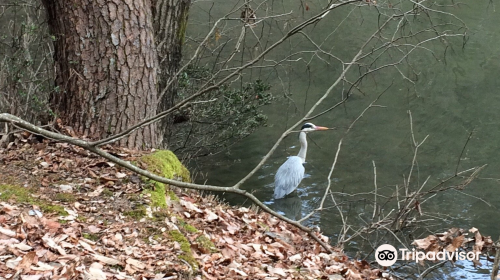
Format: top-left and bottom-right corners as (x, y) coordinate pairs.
(0, 136), (391, 279)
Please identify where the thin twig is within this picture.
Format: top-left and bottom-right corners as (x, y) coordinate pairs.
(372, 160), (378, 220)
(455, 128), (475, 175)
(417, 260), (447, 280)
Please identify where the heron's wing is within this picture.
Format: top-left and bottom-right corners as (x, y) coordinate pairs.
(274, 156), (305, 199)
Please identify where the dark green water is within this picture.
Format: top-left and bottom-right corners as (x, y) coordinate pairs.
(186, 1), (500, 278)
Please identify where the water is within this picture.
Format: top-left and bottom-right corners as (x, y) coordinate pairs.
(186, 1), (500, 278)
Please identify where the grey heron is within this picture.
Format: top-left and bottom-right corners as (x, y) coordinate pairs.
(273, 123), (328, 199)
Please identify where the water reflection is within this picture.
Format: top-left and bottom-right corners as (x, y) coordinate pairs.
(188, 1), (500, 278)
(272, 194), (302, 221)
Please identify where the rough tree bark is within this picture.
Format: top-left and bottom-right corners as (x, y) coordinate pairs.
(41, 0), (159, 149)
(152, 0), (191, 146)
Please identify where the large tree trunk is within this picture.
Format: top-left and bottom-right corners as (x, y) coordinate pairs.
(41, 0), (159, 149)
(152, 0), (191, 146)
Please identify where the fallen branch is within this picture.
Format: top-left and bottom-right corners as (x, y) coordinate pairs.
(0, 113), (334, 253)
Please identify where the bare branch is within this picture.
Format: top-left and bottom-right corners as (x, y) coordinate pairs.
(372, 160), (378, 220)
(0, 112), (334, 253)
(299, 82), (391, 224)
(89, 0), (363, 148)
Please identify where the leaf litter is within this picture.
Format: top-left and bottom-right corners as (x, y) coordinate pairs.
(0, 134), (393, 279)
(411, 227), (495, 267)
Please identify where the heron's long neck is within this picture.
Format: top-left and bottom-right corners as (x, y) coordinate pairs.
(297, 131), (307, 163)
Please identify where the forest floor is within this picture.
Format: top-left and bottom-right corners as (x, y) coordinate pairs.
(0, 134), (393, 279)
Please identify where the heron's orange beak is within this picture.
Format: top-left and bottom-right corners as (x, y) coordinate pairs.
(314, 126), (329, 131)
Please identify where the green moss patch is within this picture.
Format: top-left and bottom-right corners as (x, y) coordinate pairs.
(133, 151), (200, 270)
(169, 230), (198, 271)
(140, 150), (190, 182)
(101, 188), (114, 197)
(123, 206), (147, 220)
(196, 235), (217, 253)
(178, 216), (198, 233)
(82, 232), (101, 241)
(139, 150), (190, 208)
(167, 190), (179, 202)
(76, 216), (87, 222)
(142, 181), (167, 208)
(152, 210), (169, 221)
(0, 184), (68, 216)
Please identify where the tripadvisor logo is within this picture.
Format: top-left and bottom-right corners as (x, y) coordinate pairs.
(375, 244), (398, 266)
(375, 244), (480, 266)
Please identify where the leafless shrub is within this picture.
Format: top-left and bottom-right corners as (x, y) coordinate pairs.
(318, 110), (486, 278)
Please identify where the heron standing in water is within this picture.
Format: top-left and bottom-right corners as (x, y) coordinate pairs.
(273, 123), (329, 199)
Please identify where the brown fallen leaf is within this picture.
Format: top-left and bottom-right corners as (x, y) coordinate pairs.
(31, 261), (55, 271)
(180, 200), (203, 213)
(92, 254), (122, 266)
(42, 234), (66, 255)
(83, 263), (106, 280)
(87, 225), (101, 234)
(0, 226), (17, 237)
(268, 266), (287, 277)
(474, 230), (484, 251)
(115, 172), (127, 179)
(17, 251), (37, 271)
(20, 275), (43, 280)
(126, 258), (146, 270)
(412, 235), (438, 251)
(445, 235), (465, 252)
(12, 242), (33, 251)
(205, 209), (219, 222)
(43, 219), (61, 232)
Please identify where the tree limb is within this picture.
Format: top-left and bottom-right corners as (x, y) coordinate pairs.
(0, 112), (334, 253)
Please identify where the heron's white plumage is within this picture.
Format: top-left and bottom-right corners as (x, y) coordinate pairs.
(273, 123), (328, 199)
(273, 156), (305, 199)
